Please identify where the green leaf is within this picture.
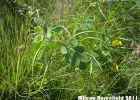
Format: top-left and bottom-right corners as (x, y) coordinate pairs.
(108, 11), (115, 19)
(98, 34), (106, 41)
(34, 26), (42, 33)
(74, 46), (85, 53)
(102, 28), (111, 34)
(43, 26), (48, 33)
(90, 51), (99, 58)
(34, 17), (43, 25)
(69, 39), (78, 47)
(102, 51), (112, 62)
(65, 49), (74, 63)
(79, 62), (87, 70)
(86, 23), (92, 29)
(45, 29), (52, 39)
(77, 53), (90, 62)
(106, 52), (112, 62)
(32, 42), (43, 52)
(67, 23), (75, 28)
(47, 42), (62, 49)
(80, 17), (93, 30)
(51, 25), (62, 33)
(71, 52), (80, 67)
(60, 46), (67, 54)
(84, 17), (93, 24)
(80, 24), (88, 31)
(33, 35), (44, 43)
(111, 49), (122, 56)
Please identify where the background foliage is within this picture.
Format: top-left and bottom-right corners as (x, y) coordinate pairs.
(0, 0), (140, 99)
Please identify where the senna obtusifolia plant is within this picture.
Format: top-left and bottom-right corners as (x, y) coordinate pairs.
(31, 15), (123, 76)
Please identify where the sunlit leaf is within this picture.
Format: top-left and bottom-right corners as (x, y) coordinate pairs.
(33, 35), (44, 43)
(45, 29), (52, 39)
(34, 26), (42, 33)
(67, 23), (75, 28)
(31, 42), (43, 52)
(60, 46), (67, 54)
(47, 42), (62, 49)
(108, 11), (115, 19)
(69, 39), (78, 47)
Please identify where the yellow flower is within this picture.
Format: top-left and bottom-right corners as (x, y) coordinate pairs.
(112, 40), (122, 46)
(112, 62), (118, 71)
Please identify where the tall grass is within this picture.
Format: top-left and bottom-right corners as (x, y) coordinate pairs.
(0, 0), (140, 99)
